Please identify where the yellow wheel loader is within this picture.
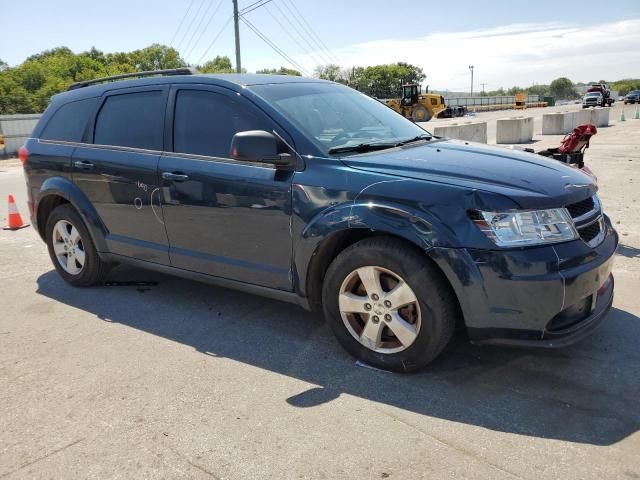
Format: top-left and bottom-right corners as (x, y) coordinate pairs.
(384, 84), (446, 122)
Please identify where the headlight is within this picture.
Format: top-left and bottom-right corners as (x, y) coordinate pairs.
(471, 208), (578, 247)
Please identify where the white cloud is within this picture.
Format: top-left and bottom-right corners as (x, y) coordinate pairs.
(292, 19), (640, 90)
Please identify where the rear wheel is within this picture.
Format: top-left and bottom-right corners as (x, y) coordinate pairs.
(45, 204), (110, 287)
(322, 237), (458, 372)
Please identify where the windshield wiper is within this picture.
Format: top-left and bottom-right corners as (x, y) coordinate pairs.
(395, 134), (432, 145)
(328, 142), (398, 154)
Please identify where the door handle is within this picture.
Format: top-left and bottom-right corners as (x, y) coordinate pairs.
(162, 171), (190, 182)
(74, 160), (94, 170)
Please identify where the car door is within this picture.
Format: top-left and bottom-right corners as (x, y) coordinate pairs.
(158, 85), (293, 290)
(72, 86), (170, 264)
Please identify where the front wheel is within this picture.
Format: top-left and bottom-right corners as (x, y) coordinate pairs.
(322, 237), (458, 372)
(411, 105), (431, 122)
(45, 204), (110, 287)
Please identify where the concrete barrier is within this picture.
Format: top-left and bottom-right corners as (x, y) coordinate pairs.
(542, 112), (572, 135)
(589, 107), (610, 127)
(574, 109), (593, 125)
(433, 121), (487, 143)
(496, 116), (534, 144)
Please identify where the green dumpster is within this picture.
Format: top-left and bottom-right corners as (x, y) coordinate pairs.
(544, 96), (555, 107)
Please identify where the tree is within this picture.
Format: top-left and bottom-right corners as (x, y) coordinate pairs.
(315, 64), (344, 82)
(0, 59), (7, 72)
(128, 44), (185, 71)
(256, 67), (301, 76)
(347, 62), (426, 98)
(526, 84), (550, 97)
(549, 77), (578, 100)
(0, 45), (188, 114)
(199, 55), (234, 73)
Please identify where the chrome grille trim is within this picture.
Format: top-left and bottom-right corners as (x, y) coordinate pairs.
(571, 195), (600, 224)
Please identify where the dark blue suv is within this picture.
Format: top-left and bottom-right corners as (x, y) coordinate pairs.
(22, 69), (617, 371)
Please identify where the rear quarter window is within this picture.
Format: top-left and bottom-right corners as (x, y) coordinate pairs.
(94, 91), (165, 150)
(40, 97), (98, 142)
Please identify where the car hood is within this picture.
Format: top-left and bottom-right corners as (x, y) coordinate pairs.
(341, 139), (597, 209)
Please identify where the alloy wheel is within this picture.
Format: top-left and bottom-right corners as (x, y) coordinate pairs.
(52, 220), (85, 275)
(338, 266), (421, 354)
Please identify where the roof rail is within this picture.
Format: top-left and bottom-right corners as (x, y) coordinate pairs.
(67, 67), (198, 91)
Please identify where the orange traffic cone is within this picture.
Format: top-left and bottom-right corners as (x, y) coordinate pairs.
(3, 195), (29, 230)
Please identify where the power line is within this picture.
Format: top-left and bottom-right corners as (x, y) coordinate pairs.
(280, 0), (340, 64)
(197, 15), (234, 65)
(170, 0), (198, 47)
(176, 0), (207, 51)
(240, 16), (310, 75)
(183, 0), (226, 60)
(240, 0), (273, 15)
(259, 4), (325, 66)
(270, 1), (333, 65)
(182, 0), (218, 56)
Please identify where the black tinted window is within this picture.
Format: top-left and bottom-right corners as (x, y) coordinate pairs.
(173, 90), (269, 157)
(95, 91), (164, 150)
(41, 98), (98, 142)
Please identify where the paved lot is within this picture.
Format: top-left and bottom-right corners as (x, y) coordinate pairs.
(1, 111), (639, 479)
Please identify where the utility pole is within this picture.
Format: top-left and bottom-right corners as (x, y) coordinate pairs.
(480, 82), (486, 95)
(233, 0), (241, 73)
(468, 65), (474, 96)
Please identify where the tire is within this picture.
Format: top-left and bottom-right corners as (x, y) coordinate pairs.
(411, 105), (431, 122)
(322, 237), (458, 372)
(45, 204), (110, 287)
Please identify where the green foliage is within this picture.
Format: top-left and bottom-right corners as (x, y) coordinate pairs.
(315, 64), (345, 82)
(198, 55), (234, 74)
(549, 77), (578, 100)
(611, 79), (640, 96)
(0, 44), (187, 114)
(256, 66), (301, 76)
(315, 62), (426, 98)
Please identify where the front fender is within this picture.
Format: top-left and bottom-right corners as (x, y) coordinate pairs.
(37, 177), (109, 253)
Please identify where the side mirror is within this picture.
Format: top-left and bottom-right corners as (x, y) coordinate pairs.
(230, 130), (294, 170)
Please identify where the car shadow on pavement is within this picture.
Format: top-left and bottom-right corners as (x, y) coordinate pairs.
(36, 265), (640, 447)
(617, 244), (640, 258)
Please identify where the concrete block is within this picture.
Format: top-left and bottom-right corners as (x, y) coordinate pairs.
(542, 111), (584, 135)
(589, 107), (610, 127)
(542, 112), (570, 135)
(574, 109), (593, 126)
(496, 116), (534, 144)
(433, 121), (487, 143)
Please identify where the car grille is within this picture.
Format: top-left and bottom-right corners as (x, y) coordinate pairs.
(566, 196), (594, 218)
(579, 220), (602, 243)
(566, 195), (604, 247)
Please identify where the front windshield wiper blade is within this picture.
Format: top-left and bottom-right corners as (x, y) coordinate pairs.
(395, 134), (432, 146)
(328, 142), (399, 154)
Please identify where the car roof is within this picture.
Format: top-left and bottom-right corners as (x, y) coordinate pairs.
(53, 73), (329, 103)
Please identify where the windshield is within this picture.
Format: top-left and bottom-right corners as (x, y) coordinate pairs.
(250, 82), (430, 155)
(586, 93), (601, 97)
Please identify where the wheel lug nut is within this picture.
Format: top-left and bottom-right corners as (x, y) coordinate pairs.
(372, 315), (379, 323)
(385, 314), (392, 322)
(364, 303), (372, 311)
(371, 294), (379, 301)
(384, 300), (392, 308)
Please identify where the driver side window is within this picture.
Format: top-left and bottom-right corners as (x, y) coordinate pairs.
(173, 90), (270, 158)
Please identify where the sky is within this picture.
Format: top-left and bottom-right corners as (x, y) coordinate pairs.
(2, 0), (639, 90)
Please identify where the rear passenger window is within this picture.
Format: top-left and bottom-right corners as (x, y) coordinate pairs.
(41, 98), (97, 142)
(94, 91), (165, 150)
(173, 90), (269, 158)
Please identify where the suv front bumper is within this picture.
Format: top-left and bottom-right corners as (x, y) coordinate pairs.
(430, 216), (618, 347)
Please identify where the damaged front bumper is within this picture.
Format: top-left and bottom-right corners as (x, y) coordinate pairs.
(430, 216), (618, 347)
